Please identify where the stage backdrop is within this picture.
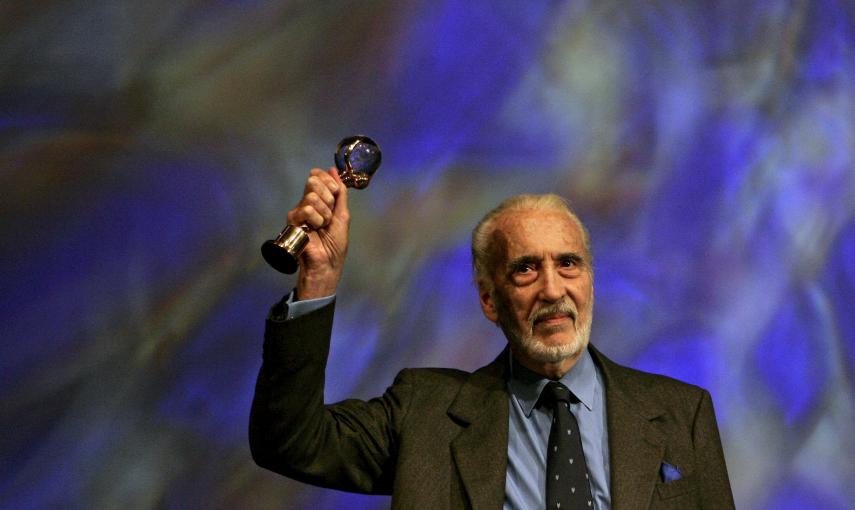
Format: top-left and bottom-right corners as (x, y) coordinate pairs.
(2, 1), (854, 509)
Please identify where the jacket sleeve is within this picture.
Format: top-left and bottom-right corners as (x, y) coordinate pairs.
(249, 301), (413, 494)
(693, 390), (736, 509)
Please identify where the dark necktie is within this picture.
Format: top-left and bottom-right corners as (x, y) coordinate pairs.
(542, 381), (594, 509)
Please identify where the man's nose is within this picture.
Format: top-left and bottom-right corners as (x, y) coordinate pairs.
(539, 266), (564, 302)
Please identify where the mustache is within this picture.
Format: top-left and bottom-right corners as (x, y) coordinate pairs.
(528, 299), (577, 325)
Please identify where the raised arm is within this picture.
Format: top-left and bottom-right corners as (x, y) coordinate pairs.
(249, 168), (407, 494)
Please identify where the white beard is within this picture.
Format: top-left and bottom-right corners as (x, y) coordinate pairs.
(495, 295), (592, 363)
(516, 314), (591, 362)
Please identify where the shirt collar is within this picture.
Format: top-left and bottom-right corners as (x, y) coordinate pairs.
(508, 347), (597, 417)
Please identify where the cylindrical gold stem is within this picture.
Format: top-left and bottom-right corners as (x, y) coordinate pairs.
(261, 225), (309, 274)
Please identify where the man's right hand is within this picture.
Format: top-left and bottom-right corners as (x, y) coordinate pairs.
(286, 167), (350, 300)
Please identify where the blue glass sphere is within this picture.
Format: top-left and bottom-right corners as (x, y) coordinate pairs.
(335, 135), (381, 189)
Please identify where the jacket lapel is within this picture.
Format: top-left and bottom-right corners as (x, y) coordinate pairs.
(591, 347), (666, 510)
(448, 349), (510, 510)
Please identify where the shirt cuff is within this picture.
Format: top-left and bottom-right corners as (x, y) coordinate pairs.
(285, 290), (335, 320)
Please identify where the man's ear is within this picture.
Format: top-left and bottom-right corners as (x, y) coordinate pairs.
(479, 288), (498, 323)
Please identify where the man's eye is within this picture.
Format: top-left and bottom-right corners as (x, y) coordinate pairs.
(560, 257), (581, 268)
(512, 263), (535, 274)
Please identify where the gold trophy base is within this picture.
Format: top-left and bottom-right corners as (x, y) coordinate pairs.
(261, 225), (309, 274)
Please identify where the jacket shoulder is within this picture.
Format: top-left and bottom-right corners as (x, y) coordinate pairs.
(591, 346), (712, 415)
(610, 361), (706, 394)
(393, 366), (472, 393)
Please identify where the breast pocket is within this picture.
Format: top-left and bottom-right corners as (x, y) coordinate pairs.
(654, 475), (697, 508)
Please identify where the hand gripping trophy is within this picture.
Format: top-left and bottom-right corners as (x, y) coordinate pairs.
(261, 136), (382, 274)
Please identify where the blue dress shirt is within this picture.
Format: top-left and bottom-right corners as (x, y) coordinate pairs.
(505, 349), (611, 510)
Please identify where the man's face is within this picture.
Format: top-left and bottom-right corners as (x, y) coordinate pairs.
(479, 209), (594, 366)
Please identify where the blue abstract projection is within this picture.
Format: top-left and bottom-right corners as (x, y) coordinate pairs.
(2, 1), (854, 508)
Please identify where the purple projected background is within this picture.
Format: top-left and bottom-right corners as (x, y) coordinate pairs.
(2, 1), (855, 509)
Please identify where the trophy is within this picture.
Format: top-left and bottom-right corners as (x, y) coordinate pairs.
(261, 135), (382, 274)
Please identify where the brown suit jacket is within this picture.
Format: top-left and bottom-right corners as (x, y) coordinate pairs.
(250, 302), (735, 509)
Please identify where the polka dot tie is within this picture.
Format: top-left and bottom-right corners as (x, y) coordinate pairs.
(542, 381), (594, 509)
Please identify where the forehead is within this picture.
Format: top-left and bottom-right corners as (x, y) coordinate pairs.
(491, 209), (585, 260)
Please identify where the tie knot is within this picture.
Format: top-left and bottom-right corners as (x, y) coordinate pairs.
(542, 381), (580, 407)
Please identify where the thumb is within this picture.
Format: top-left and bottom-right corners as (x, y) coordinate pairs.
(329, 167), (349, 220)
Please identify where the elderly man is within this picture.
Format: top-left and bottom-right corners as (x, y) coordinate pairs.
(250, 168), (735, 509)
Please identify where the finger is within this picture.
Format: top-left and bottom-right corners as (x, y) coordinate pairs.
(287, 204), (326, 230)
(302, 191), (333, 223)
(306, 169), (339, 209)
(328, 167), (349, 220)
